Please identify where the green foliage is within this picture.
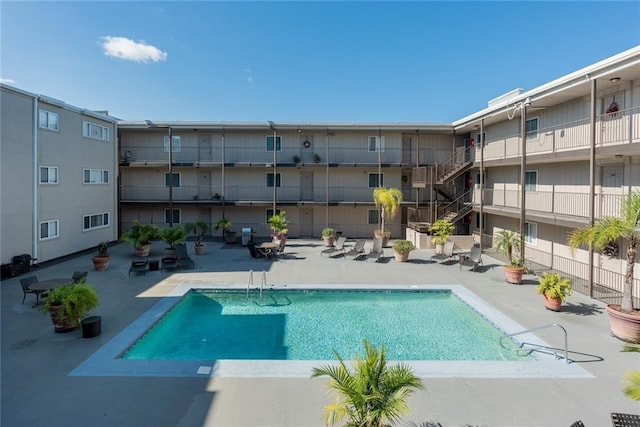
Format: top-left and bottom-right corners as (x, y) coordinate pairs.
(158, 227), (188, 249)
(184, 221), (210, 246)
(322, 228), (336, 238)
(372, 187), (403, 234)
(428, 219), (455, 246)
(311, 340), (423, 427)
(622, 344), (640, 401)
(268, 211), (289, 236)
(568, 191), (640, 312)
(121, 221), (159, 248)
(493, 229), (523, 267)
(536, 272), (572, 301)
(213, 217), (232, 233)
(393, 239), (415, 254)
(96, 241), (109, 256)
(40, 283), (99, 324)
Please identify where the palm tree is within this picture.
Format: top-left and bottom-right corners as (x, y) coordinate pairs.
(372, 187), (403, 235)
(311, 340), (423, 427)
(568, 191), (640, 313)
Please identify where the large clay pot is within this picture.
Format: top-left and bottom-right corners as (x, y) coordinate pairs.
(374, 231), (391, 247)
(48, 305), (79, 333)
(543, 294), (562, 312)
(606, 304), (640, 342)
(195, 245), (206, 256)
(323, 236), (336, 247)
(394, 251), (410, 263)
(502, 265), (525, 284)
(91, 255), (111, 271)
(136, 243), (151, 257)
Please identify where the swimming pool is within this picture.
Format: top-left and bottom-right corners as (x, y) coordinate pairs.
(123, 289), (526, 361)
(71, 284), (592, 378)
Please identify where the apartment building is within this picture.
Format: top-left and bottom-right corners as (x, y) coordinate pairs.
(0, 85), (119, 266)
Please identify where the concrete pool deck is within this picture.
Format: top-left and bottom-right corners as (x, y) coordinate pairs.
(2, 239), (639, 426)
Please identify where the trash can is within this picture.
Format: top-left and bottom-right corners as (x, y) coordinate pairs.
(148, 259), (159, 271)
(81, 316), (102, 338)
(241, 228), (254, 246)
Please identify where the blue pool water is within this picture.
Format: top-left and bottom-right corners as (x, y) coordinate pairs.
(123, 289), (525, 361)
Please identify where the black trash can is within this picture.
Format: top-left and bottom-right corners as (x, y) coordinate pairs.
(81, 316), (102, 338)
(148, 259), (159, 271)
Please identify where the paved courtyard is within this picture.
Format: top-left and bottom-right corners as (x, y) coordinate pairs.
(2, 238), (639, 426)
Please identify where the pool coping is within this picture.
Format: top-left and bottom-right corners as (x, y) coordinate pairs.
(70, 284), (592, 379)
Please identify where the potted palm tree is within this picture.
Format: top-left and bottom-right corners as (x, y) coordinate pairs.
(158, 227), (188, 257)
(392, 239), (415, 262)
(494, 229), (525, 284)
(372, 187), (403, 247)
(536, 272), (572, 311)
(40, 283), (99, 333)
(311, 340), (423, 427)
(321, 227), (336, 247)
(184, 221), (210, 255)
(428, 219), (454, 254)
(214, 217), (236, 244)
(91, 241), (111, 271)
(268, 211), (289, 244)
(568, 191), (640, 342)
(121, 221), (159, 257)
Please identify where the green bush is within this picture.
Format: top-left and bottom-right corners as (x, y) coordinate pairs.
(321, 228), (335, 237)
(40, 283), (99, 324)
(392, 239), (415, 254)
(536, 272), (572, 301)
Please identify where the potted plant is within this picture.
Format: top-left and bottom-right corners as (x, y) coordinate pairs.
(121, 221), (159, 257)
(214, 217), (236, 244)
(493, 229), (525, 284)
(184, 221), (210, 255)
(91, 241), (111, 271)
(392, 239), (415, 262)
(321, 227), (336, 246)
(40, 283), (99, 333)
(568, 191), (640, 342)
(268, 211), (289, 243)
(372, 187), (403, 247)
(428, 219), (455, 254)
(158, 227), (188, 256)
(536, 272), (572, 311)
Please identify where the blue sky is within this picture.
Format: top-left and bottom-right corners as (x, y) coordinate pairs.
(2, 1), (639, 123)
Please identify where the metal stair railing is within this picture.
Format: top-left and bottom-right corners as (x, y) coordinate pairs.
(499, 323), (570, 363)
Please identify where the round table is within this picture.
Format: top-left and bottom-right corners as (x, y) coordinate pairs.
(29, 278), (73, 307)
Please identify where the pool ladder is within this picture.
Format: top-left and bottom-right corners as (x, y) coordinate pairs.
(247, 270), (267, 301)
(499, 323), (570, 363)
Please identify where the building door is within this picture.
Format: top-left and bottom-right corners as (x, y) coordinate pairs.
(301, 171), (314, 201)
(300, 207), (313, 237)
(199, 135), (212, 162)
(198, 171), (211, 200)
(402, 136), (412, 165)
(601, 164), (623, 217)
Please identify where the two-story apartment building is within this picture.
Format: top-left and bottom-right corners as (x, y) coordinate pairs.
(0, 85), (118, 266)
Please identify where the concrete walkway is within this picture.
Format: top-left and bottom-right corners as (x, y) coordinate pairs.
(2, 239), (638, 426)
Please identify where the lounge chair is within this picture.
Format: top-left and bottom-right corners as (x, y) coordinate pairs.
(161, 257), (178, 272)
(71, 271), (88, 283)
(366, 237), (384, 263)
(431, 239), (454, 264)
(459, 245), (483, 271)
(611, 413), (640, 427)
(128, 259), (148, 277)
(19, 275), (41, 305)
(569, 421), (585, 427)
(344, 239), (366, 260)
(176, 243), (195, 269)
(321, 236), (347, 258)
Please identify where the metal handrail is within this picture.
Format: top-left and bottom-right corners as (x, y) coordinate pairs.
(500, 323), (570, 363)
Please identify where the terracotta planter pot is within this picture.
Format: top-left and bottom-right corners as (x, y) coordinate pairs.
(606, 304), (640, 342)
(374, 231), (390, 247)
(48, 305), (79, 333)
(136, 243), (151, 257)
(543, 294), (562, 312)
(435, 244), (444, 255)
(502, 265), (525, 284)
(394, 251), (410, 262)
(323, 236), (335, 247)
(195, 245), (205, 256)
(91, 255), (110, 271)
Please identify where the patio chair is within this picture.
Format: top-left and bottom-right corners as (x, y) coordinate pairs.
(71, 270), (88, 283)
(366, 237), (384, 263)
(321, 236), (347, 258)
(161, 257), (178, 272)
(611, 413), (640, 427)
(344, 239), (366, 260)
(176, 243), (195, 269)
(128, 259), (148, 277)
(431, 239), (454, 264)
(19, 275), (42, 305)
(459, 245), (483, 271)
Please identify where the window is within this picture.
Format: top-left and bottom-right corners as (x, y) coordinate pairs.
(475, 213), (487, 231)
(367, 209), (379, 225)
(164, 209), (181, 224)
(164, 173), (181, 187)
(525, 170), (538, 192)
(475, 172), (486, 186)
(40, 166), (58, 184)
(39, 110), (59, 130)
(266, 172), (281, 187)
(83, 169), (109, 184)
(475, 132), (486, 147)
(265, 136), (282, 152)
(163, 135), (181, 152)
(368, 136), (385, 152)
(525, 222), (538, 245)
(83, 121), (110, 141)
(266, 209), (282, 223)
(83, 212), (110, 231)
(526, 117), (539, 140)
(368, 173), (383, 188)
(40, 220), (59, 240)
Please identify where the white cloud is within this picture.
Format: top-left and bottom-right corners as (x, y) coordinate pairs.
(100, 36), (167, 63)
(0, 78), (16, 84)
(244, 68), (254, 83)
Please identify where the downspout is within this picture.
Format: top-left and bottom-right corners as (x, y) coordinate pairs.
(221, 129), (226, 218)
(32, 95), (39, 261)
(479, 119), (484, 249)
(325, 130), (330, 229)
(415, 130), (419, 209)
(588, 78), (597, 298)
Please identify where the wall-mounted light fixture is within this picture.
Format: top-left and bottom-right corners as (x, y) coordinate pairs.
(610, 77), (621, 84)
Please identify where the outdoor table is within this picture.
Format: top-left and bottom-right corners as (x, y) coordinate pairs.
(256, 242), (278, 258)
(29, 278), (72, 307)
